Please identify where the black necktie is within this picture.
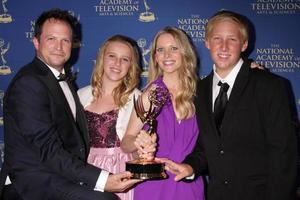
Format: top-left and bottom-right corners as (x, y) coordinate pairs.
(58, 73), (70, 82)
(214, 81), (229, 129)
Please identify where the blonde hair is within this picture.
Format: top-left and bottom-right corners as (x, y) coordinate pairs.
(148, 27), (198, 120)
(91, 35), (141, 107)
(205, 10), (249, 42)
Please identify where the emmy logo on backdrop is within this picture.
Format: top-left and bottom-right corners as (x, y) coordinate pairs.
(0, 0), (12, 23)
(137, 38), (152, 77)
(0, 38), (11, 75)
(126, 86), (169, 179)
(68, 10), (82, 48)
(139, 0), (155, 22)
(0, 90), (4, 126)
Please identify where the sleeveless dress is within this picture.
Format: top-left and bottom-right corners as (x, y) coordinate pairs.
(85, 109), (134, 200)
(134, 77), (205, 200)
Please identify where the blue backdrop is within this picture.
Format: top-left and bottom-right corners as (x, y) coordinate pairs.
(0, 1), (299, 189)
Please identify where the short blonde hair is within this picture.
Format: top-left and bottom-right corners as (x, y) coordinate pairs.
(205, 10), (249, 43)
(148, 27), (198, 120)
(91, 35), (141, 107)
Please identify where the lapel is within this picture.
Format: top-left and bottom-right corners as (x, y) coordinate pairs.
(202, 72), (214, 123)
(201, 72), (221, 139)
(67, 81), (90, 148)
(221, 60), (250, 135)
(32, 58), (75, 122)
(32, 58), (90, 148)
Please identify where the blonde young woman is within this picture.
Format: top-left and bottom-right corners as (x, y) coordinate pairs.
(121, 27), (205, 200)
(78, 35), (141, 200)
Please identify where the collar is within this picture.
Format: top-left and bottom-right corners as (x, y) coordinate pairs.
(213, 58), (243, 89)
(36, 57), (65, 80)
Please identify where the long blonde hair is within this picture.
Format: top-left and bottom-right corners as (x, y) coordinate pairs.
(91, 35), (141, 107)
(148, 27), (198, 120)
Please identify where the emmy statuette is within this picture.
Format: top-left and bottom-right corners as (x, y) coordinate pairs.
(126, 87), (168, 180)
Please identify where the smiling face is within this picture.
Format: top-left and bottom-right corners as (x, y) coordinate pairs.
(33, 19), (73, 72)
(205, 19), (248, 77)
(102, 41), (132, 84)
(154, 33), (183, 76)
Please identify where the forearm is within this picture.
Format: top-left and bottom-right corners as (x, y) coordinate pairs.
(121, 135), (138, 153)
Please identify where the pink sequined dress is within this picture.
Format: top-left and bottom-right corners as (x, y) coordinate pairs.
(85, 109), (134, 200)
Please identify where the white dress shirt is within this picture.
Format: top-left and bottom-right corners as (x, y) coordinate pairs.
(212, 59), (243, 111)
(47, 66), (76, 120)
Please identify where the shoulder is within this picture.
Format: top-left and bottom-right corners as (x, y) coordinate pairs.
(250, 68), (286, 88)
(7, 63), (47, 92)
(248, 69), (290, 103)
(197, 74), (211, 90)
(129, 88), (141, 102)
(132, 88), (141, 96)
(77, 85), (93, 107)
(77, 85), (92, 96)
(118, 88), (140, 121)
(242, 58), (281, 84)
(126, 88), (141, 105)
(4, 65), (52, 105)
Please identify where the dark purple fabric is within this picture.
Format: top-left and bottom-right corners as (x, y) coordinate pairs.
(85, 110), (120, 148)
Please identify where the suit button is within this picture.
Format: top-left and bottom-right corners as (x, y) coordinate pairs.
(220, 150), (224, 155)
(224, 180), (229, 185)
(79, 182), (84, 185)
(79, 148), (84, 152)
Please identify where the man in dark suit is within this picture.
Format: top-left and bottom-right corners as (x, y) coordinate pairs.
(161, 10), (298, 200)
(0, 8), (140, 200)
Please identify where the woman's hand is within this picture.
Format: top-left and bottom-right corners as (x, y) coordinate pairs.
(134, 130), (157, 161)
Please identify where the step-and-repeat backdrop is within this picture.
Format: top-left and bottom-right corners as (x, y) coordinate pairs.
(0, 0), (299, 188)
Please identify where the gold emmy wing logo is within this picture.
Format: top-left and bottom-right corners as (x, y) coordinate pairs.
(0, 0), (12, 23)
(137, 38), (152, 77)
(0, 90), (4, 126)
(139, 0), (155, 22)
(0, 38), (11, 75)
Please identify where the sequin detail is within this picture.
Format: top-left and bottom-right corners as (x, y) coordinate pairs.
(85, 109), (120, 148)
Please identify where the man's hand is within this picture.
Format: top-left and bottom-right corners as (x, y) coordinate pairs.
(104, 172), (141, 193)
(250, 62), (264, 70)
(157, 158), (194, 181)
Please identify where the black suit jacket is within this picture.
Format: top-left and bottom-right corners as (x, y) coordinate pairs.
(0, 58), (117, 200)
(184, 60), (298, 200)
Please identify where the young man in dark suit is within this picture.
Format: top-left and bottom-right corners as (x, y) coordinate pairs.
(161, 10), (298, 200)
(0, 8), (139, 200)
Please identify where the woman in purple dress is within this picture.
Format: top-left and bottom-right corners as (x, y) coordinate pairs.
(121, 27), (205, 200)
(78, 35), (141, 200)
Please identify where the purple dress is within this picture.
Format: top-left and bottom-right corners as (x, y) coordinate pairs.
(134, 77), (205, 200)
